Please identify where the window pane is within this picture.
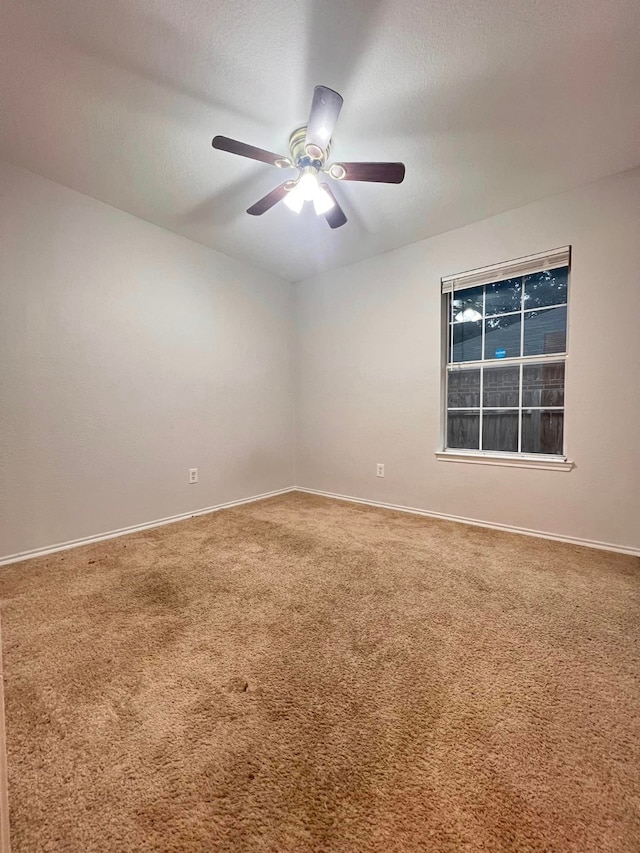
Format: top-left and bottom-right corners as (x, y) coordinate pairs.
(524, 267), (568, 309)
(482, 410), (519, 452)
(447, 412), (480, 449)
(452, 321), (482, 362)
(483, 366), (520, 407)
(523, 306), (567, 356)
(522, 362), (565, 407)
(484, 314), (521, 360)
(448, 369), (480, 408)
(485, 277), (522, 316)
(522, 410), (564, 454)
(452, 286), (483, 322)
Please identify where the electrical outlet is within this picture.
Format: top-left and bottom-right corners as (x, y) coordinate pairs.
(189, 468), (198, 484)
(376, 463), (385, 478)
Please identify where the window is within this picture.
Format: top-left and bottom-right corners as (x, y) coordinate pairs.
(440, 248), (570, 465)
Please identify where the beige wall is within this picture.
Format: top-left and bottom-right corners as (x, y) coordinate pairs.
(0, 162), (295, 559)
(295, 167), (640, 551)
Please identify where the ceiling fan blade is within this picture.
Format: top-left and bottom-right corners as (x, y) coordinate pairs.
(320, 184), (347, 229)
(331, 162), (405, 183)
(305, 86), (343, 156)
(212, 136), (290, 167)
(246, 182), (291, 216)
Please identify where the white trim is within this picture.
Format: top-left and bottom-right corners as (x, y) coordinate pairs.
(295, 488), (639, 556)
(0, 487), (295, 567)
(435, 450), (573, 471)
(2, 484), (636, 567)
(441, 246), (570, 293)
(449, 302), (568, 324)
(447, 406), (564, 412)
(448, 353), (567, 369)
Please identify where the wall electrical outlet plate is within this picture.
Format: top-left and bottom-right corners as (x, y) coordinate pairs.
(376, 463), (385, 477)
(189, 468), (198, 484)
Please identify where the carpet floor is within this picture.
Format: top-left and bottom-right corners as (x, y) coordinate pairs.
(0, 492), (639, 852)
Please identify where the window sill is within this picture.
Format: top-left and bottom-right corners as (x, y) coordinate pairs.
(435, 451), (574, 471)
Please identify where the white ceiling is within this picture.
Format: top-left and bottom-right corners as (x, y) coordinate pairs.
(1, 0), (639, 282)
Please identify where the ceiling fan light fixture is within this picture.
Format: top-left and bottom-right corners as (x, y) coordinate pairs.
(283, 170), (319, 214)
(283, 184), (305, 213)
(313, 185), (335, 216)
(329, 163), (346, 180)
(298, 170), (319, 201)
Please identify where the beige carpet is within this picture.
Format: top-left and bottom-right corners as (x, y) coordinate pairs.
(1, 492), (639, 852)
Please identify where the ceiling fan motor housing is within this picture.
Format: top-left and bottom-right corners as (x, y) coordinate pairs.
(289, 126), (330, 169)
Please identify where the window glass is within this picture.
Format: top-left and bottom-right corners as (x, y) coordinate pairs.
(452, 286), (483, 322)
(523, 306), (567, 356)
(521, 410), (564, 454)
(447, 412), (480, 449)
(483, 366), (520, 408)
(484, 314), (521, 360)
(482, 411), (519, 452)
(448, 369), (480, 408)
(522, 363), (565, 407)
(485, 277), (522, 316)
(523, 267), (567, 309)
(452, 321), (482, 362)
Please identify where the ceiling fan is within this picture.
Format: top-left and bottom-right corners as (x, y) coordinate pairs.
(212, 86), (405, 229)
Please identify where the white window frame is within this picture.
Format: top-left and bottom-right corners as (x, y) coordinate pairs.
(437, 247), (573, 471)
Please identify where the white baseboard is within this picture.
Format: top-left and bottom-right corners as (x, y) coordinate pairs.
(295, 487), (640, 557)
(0, 487), (296, 567)
(3, 485), (637, 566)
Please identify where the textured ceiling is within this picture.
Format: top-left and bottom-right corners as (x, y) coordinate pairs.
(1, 0), (639, 282)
